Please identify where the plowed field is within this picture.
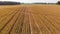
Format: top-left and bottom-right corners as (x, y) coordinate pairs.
(0, 5), (60, 34)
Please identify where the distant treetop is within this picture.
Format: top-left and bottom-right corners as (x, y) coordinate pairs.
(57, 1), (60, 4)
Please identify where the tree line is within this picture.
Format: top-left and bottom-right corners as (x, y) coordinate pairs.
(0, 1), (20, 5)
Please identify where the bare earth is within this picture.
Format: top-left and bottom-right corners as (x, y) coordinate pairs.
(0, 4), (60, 34)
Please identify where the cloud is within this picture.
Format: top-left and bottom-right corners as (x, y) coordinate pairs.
(20, 0), (59, 3)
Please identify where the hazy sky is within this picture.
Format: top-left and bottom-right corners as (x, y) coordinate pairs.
(0, 0), (59, 3)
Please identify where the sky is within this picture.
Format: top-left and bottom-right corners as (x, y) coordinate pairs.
(0, 0), (59, 3)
